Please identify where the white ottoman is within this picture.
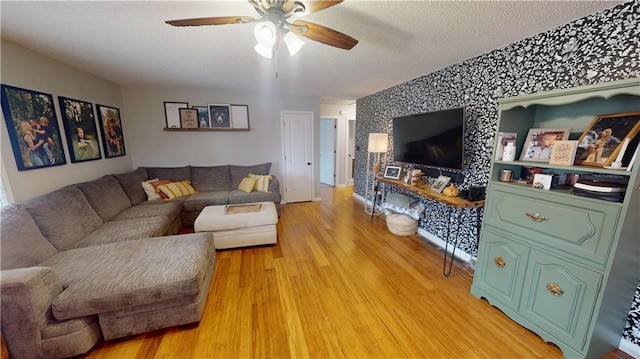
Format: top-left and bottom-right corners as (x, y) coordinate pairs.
(194, 202), (278, 249)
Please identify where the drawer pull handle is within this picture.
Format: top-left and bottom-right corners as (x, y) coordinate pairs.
(526, 212), (547, 222)
(546, 283), (564, 297)
(494, 257), (506, 268)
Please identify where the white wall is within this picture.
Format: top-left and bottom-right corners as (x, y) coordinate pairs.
(0, 40), (131, 202)
(320, 103), (356, 187)
(121, 86), (321, 196)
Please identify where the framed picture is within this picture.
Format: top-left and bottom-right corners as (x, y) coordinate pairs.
(58, 96), (101, 163)
(179, 108), (198, 129)
(164, 101), (188, 128)
(431, 175), (451, 193)
(519, 128), (571, 162)
(383, 165), (401, 179)
(192, 106), (210, 128)
(548, 140), (578, 166)
(0, 84), (66, 170)
(575, 111), (640, 167)
(208, 104), (231, 128)
(96, 104), (126, 158)
(230, 104), (250, 130)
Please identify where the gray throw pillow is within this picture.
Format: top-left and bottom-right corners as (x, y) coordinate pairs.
(385, 193), (416, 209)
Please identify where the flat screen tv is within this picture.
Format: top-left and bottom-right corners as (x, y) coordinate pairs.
(392, 107), (464, 170)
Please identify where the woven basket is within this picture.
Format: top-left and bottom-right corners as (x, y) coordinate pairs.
(386, 213), (418, 236)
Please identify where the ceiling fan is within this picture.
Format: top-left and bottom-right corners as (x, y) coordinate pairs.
(166, 0), (358, 59)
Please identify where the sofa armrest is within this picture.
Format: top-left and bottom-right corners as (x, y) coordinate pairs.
(269, 175), (280, 194)
(1, 267), (62, 359)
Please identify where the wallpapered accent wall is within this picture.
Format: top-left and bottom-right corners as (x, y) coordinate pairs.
(355, 1), (639, 346)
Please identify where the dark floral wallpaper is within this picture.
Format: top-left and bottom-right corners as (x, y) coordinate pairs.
(355, 1), (639, 346)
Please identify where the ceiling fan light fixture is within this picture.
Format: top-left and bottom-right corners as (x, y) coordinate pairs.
(254, 21), (277, 46)
(254, 43), (274, 58)
(283, 31), (304, 56)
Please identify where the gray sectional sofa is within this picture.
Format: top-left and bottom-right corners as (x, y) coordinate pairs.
(0, 163), (281, 358)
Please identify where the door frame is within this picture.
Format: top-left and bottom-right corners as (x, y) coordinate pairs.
(280, 110), (314, 204)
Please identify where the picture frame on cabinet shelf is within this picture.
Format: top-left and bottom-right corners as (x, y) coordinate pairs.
(574, 111), (640, 167)
(164, 101), (188, 128)
(548, 140), (578, 166)
(192, 106), (210, 128)
(383, 165), (401, 179)
(0, 84), (67, 170)
(519, 128), (571, 162)
(59, 96), (102, 163)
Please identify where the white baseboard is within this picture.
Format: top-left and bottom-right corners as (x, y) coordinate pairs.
(416, 227), (473, 264)
(619, 338), (639, 358)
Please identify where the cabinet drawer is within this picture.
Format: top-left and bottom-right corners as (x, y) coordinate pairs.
(473, 230), (529, 311)
(485, 184), (620, 266)
(522, 250), (601, 352)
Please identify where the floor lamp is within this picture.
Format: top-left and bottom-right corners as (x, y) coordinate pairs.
(365, 133), (388, 214)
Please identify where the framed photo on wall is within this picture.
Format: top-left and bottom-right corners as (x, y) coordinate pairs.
(58, 96), (101, 163)
(208, 104), (231, 128)
(575, 111), (640, 167)
(192, 106), (210, 128)
(519, 128), (571, 162)
(96, 104), (126, 158)
(0, 84), (67, 170)
(164, 101), (188, 128)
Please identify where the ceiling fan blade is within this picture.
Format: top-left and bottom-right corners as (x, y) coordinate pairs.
(291, 20), (357, 50)
(302, 0), (343, 15)
(166, 16), (255, 27)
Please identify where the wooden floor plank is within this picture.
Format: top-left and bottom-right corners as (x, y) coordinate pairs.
(81, 186), (632, 359)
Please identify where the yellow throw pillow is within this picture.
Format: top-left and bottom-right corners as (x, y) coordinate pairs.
(248, 173), (272, 192)
(156, 180), (197, 200)
(238, 177), (257, 193)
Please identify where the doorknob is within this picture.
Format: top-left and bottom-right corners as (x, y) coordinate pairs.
(307, 162), (311, 165)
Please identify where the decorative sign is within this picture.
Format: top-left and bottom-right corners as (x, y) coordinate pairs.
(549, 140), (578, 166)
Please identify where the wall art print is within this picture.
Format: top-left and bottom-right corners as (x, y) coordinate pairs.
(1, 84), (66, 170)
(355, 1), (639, 345)
(96, 104), (126, 158)
(58, 96), (101, 163)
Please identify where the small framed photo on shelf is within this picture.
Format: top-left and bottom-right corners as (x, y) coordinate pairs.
(532, 173), (553, 190)
(574, 111), (640, 167)
(192, 106), (210, 128)
(549, 140), (578, 166)
(208, 104), (231, 128)
(179, 108), (198, 129)
(230, 104), (250, 130)
(519, 128), (571, 162)
(383, 165), (401, 179)
(431, 175), (451, 193)
(164, 101), (188, 128)
(495, 132), (517, 160)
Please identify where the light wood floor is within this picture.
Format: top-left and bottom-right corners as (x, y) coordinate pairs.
(75, 186), (630, 358)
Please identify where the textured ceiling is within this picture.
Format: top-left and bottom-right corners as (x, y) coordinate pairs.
(0, 1), (625, 103)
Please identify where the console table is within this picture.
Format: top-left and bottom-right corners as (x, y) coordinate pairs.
(376, 178), (484, 277)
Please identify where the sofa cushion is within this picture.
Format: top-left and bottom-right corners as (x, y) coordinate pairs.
(228, 189), (281, 205)
(229, 163), (271, 189)
(22, 186), (103, 250)
(111, 201), (182, 221)
(182, 192), (230, 212)
(0, 204), (58, 270)
(145, 166), (191, 182)
(42, 233), (215, 321)
(141, 178), (161, 200)
(70, 217), (170, 249)
(156, 180), (197, 200)
(76, 175), (132, 222)
(113, 168), (148, 206)
(191, 165), (231, 192)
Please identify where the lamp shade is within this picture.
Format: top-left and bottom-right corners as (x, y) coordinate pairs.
(368, 133), (388, 153)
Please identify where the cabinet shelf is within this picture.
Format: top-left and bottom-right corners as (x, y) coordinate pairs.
(494, 160), (633, 176)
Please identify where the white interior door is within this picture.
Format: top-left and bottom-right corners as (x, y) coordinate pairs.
(320, 119), (336, 186)
(282, 111), (313, 203)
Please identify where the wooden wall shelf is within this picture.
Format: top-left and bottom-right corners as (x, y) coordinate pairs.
(163, 127), (249, 132)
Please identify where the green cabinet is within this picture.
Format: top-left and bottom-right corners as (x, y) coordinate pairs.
(470, 78), (640, 358)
